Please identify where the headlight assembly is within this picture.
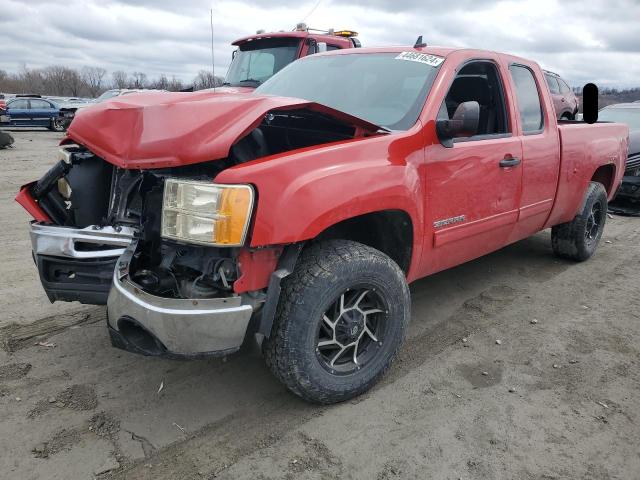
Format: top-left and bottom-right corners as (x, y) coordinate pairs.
(161, 179), (254, 247)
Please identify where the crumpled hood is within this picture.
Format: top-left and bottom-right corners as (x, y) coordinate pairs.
(66, 91), (381, 169)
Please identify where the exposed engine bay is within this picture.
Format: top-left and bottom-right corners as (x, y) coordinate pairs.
(27, 108), (365, 304)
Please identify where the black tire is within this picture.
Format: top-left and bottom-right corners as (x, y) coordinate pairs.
(49, 118), (65, 132)
(551, 181), (608, 261)
(262, 240), (410, 404)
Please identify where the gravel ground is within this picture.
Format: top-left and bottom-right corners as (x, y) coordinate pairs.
(0, 130), (638, 479)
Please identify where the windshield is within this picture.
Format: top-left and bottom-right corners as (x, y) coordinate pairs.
(95, 90), (121, 102)
(255, 52), (442, 130)
(225, 38), (300, 87)
(598, 107), (640, 130)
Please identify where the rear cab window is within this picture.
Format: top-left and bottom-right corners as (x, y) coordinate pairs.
(510, 65), (544, 134)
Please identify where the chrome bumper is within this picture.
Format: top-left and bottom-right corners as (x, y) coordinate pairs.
(106, 239), (253, 357)
(30, 223), (136, 304)
(107, 272), (253, 356)
(30, 223), (253, 356)
(30, 223), (136, 259)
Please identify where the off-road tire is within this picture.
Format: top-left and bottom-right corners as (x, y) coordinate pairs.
(262, 240), (410, 404)
(551, 181), (608, 261)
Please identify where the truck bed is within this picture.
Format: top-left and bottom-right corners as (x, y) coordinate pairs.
(546, 121), (628, 227)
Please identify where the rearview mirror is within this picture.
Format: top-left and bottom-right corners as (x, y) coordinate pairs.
(317, 42), (328, 53)
(436, 101), (480, 145)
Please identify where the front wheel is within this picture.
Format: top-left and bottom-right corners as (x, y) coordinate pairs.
(262, 240), (410, 404)
(551, 181), (608, 261)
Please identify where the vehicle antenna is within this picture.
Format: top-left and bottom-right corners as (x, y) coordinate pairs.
(414, 35), (427, 48)
(210, 8), (216, 92)
(301, 0), (323, 23)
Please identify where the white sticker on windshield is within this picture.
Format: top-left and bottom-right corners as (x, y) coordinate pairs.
(395, 52), (444, 67)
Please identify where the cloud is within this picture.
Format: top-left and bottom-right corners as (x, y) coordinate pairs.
(0, 0), (639, 88)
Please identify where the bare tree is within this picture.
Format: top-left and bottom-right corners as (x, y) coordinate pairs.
(131, 72), (147, 89)
(42, 66), (67, 95)
(193, 70), (223, 90)
(168, 76), (184, 92)
(82, 66), (107, 96)
(112, 70), (128, 89)
(152, 73), (169, 90)
(20, 64), (45, 94)
(66, 69), (84, 96)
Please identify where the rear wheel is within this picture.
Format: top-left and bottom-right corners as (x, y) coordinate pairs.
(49, 118), (65, 132)
(552, 182), (608, 261)
(262, 240), (410, 404)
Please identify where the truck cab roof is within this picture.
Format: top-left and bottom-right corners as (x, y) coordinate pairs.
(232, 30), (357, 49)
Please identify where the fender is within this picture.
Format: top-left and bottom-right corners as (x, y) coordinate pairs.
(215, 128), (427, 279)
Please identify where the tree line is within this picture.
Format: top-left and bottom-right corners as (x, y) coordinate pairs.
(0, 66), (224, 98)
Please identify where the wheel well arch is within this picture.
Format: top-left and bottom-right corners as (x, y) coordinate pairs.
(591, 164), (616, 196)
(313, 210), (414, 274)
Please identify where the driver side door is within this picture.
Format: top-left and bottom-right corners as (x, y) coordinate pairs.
(422, 58), (523, 275)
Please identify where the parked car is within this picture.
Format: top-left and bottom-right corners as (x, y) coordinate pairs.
(17, 46), (628, 404)
(0, 94), (6, 111)
(544, 70), (579, 120)
(599, 103), (640, 213)
(1, 97), (69, 131)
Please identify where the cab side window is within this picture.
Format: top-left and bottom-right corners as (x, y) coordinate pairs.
(438, 61), (509, 138)
(510, 65), (544, 133)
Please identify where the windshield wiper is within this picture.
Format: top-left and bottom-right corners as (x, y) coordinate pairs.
(238, 79), (262, 85)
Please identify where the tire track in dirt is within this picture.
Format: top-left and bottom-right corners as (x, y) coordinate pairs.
(108, 282), (533, 479)
(0, 307), (103, 352)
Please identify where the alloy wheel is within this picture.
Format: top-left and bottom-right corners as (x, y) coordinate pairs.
(315, 286), (388, 375)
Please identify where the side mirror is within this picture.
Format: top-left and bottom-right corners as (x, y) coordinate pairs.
(436, 101), (480, 145)
(317, 42), (328, 53)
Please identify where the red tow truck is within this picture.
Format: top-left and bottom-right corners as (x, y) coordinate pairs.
(17, 45), (628, 404)
(219, 23), (360, 92)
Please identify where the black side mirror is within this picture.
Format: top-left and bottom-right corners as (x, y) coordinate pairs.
(436, 101), (480, 145)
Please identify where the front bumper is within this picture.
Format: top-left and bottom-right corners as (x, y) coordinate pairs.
(30, 222), (254, 357)
(30, 223), (135, 304)
(107, 268), (253, 357)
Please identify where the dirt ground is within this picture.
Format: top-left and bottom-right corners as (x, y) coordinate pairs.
(0, 130), (639, 480)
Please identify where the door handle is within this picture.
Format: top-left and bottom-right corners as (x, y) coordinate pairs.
(499, 157), (521, 168)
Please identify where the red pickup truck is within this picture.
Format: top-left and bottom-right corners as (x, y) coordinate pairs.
(17, 46), (628, 404)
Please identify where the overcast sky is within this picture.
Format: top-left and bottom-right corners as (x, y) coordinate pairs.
(1, 0), (639, 88)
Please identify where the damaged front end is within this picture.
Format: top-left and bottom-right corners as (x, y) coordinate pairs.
(20, 146), (257, 357)
(17, 93), (382, 358)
